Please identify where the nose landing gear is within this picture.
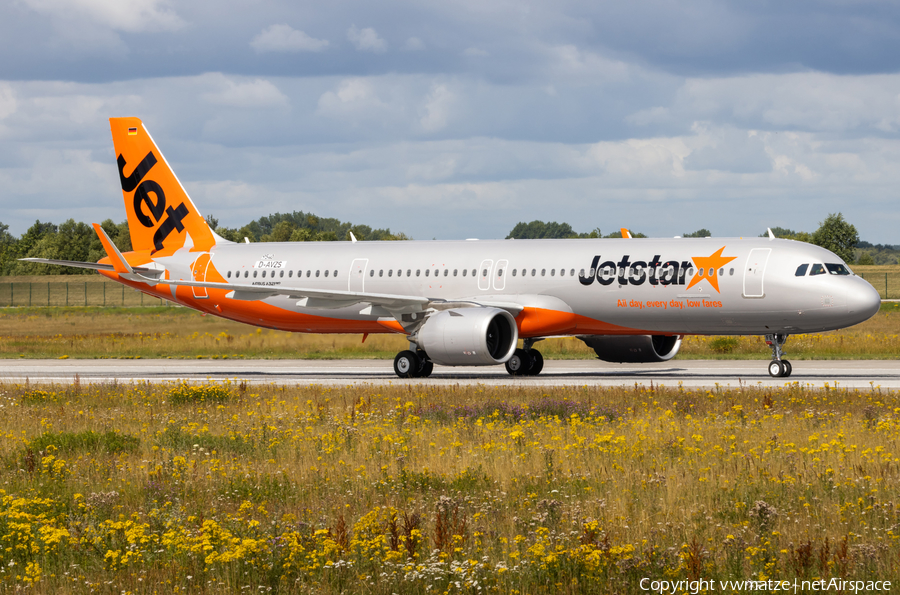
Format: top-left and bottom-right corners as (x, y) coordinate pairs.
(765, 333), (792, 378)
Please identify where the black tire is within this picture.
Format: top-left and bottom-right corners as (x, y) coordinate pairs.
(782, 360), (792, 377)
(394, 350), (420, 378)
(505, 349), (531, 376)
(768, 360), (784, 378)
(528, 349), (544, 376)
(419, 360), (434, 377)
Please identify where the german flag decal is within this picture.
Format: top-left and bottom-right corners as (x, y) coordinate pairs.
(127, 127), (138, 135)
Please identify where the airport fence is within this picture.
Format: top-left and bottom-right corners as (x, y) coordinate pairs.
(0, 280), (170, 307)
(858, 272), (900, 300)
(0, 273), (898, 307)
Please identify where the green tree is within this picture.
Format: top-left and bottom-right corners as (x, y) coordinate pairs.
(506, 221), (578, 239)
(683, 228), (711, 238)
(857, 252), (875, 266)
(811, 212), (858, 263)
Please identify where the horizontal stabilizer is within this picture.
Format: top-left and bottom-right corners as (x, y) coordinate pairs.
(18, 258), (162, 277)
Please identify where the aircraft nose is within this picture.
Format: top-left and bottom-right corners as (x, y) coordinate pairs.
(847, 280), (881, 321)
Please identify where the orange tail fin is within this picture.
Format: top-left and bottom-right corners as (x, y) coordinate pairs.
(110, 117), (217, 253)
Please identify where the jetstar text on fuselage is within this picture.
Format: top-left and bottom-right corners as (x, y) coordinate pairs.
(579, 247), (737, 293)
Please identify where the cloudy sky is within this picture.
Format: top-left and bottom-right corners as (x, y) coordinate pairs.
(1, 0), (900, 242)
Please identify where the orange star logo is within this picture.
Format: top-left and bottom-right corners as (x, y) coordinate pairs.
(686, 246), (736, 293)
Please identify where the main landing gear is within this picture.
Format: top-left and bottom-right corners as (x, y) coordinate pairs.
(765, 333), (792, 378)
(505, 339), (544, 376)
(393, 349), (433, 379)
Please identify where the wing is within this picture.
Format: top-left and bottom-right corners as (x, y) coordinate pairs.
(162, 277), (524, 316)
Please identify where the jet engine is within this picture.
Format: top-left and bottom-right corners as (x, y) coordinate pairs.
(579, 334), (682, 363)
(416, 308), (518, 366)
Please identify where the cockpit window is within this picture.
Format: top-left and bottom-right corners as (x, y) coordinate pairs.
(826, 263), (851, 276)
(809, 263), (826, 276)
(795, 264), (809, 277)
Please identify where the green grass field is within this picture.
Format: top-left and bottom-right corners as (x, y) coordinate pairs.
(0, 381), (897, 592)
(0, 303), (898, 360)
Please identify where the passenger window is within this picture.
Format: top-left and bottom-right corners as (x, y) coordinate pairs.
(559, 269), (564, 277)
(262, 270), (267, 278)
(718, 268), (723, 277)
(795, 264), (809, 277)
(244, 271), (249, 278)
(334, 270), (338, 277)
(416, 270), (420, 276)
(453, 269), (458, 276)
(370, 270), (374, 277)
(324, 270), (329, 277)
(472, 269), (476, 277)
(512, 269), (517, 276)
(570, 269), (575, 276)
(498, 268), (503, 277)
(288, 270), (293, 278)
(253, 271), (258, 278)
(425, 270), (429, 277)
(483, 269), (488, 277)
(579, 269), (585, 278)
(687, 268), (694, 276)
(531, 269), (536, 276)
(589, 268), (596, 277)
(316, 270), (320, 277)
(227, 271), (232, 278)
(825, 263), (851, 275)
(810, 264), (825, 276)
(462, 269), (466, 277)
(729, 268), (734, 276)
(306, 270), (311, 277)
(388, 270), (393, 277)
(550, 269), (555, 276)
(407, 269), (411, 277)
(444, 269), (449, 277)
(379, 270), (384, 277)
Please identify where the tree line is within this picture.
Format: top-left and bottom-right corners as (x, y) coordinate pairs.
(0, 211), (409, 276)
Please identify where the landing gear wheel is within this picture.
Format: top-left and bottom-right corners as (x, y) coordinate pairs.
(782, 360), (792, 377)
(418, 359), (434, 378)
(415, 350), (433, 377)
(505, 349), (532, 376)
(768, 360), (785, 378)
(394, 350), (420, 378)
(527, 349), (544, 376)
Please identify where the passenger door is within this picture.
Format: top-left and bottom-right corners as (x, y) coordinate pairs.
(191, 254), (211, 299)
(493, 259), (509, 291)
(348, 258), (368, 293)
(743, 248), (770, 298)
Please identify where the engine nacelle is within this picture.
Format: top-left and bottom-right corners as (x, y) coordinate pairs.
(417, 308), (518, 366)
(579, 334), (682, 363)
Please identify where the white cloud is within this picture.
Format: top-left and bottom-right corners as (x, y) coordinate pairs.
(200, 74), (289, 108)
(22, 0), (183, 32)
(671, 72), (900, 133)
(404, 37), (425, 51)
(250, 24), (329, 53)
(0, 84), (17, 120)
(317, 79), (387, 114)
(347, 25), (387, 53)
(463, 47), (489, 57)
(419, 84), (454, 132)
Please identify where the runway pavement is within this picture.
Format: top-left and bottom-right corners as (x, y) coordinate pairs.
(0, 359), (897, 389)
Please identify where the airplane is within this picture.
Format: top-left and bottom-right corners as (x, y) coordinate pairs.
(23, 117), (882, 379)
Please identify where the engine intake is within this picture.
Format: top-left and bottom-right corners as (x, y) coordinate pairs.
(417, 308), (518, 366)
(579, 334), (682, 363)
